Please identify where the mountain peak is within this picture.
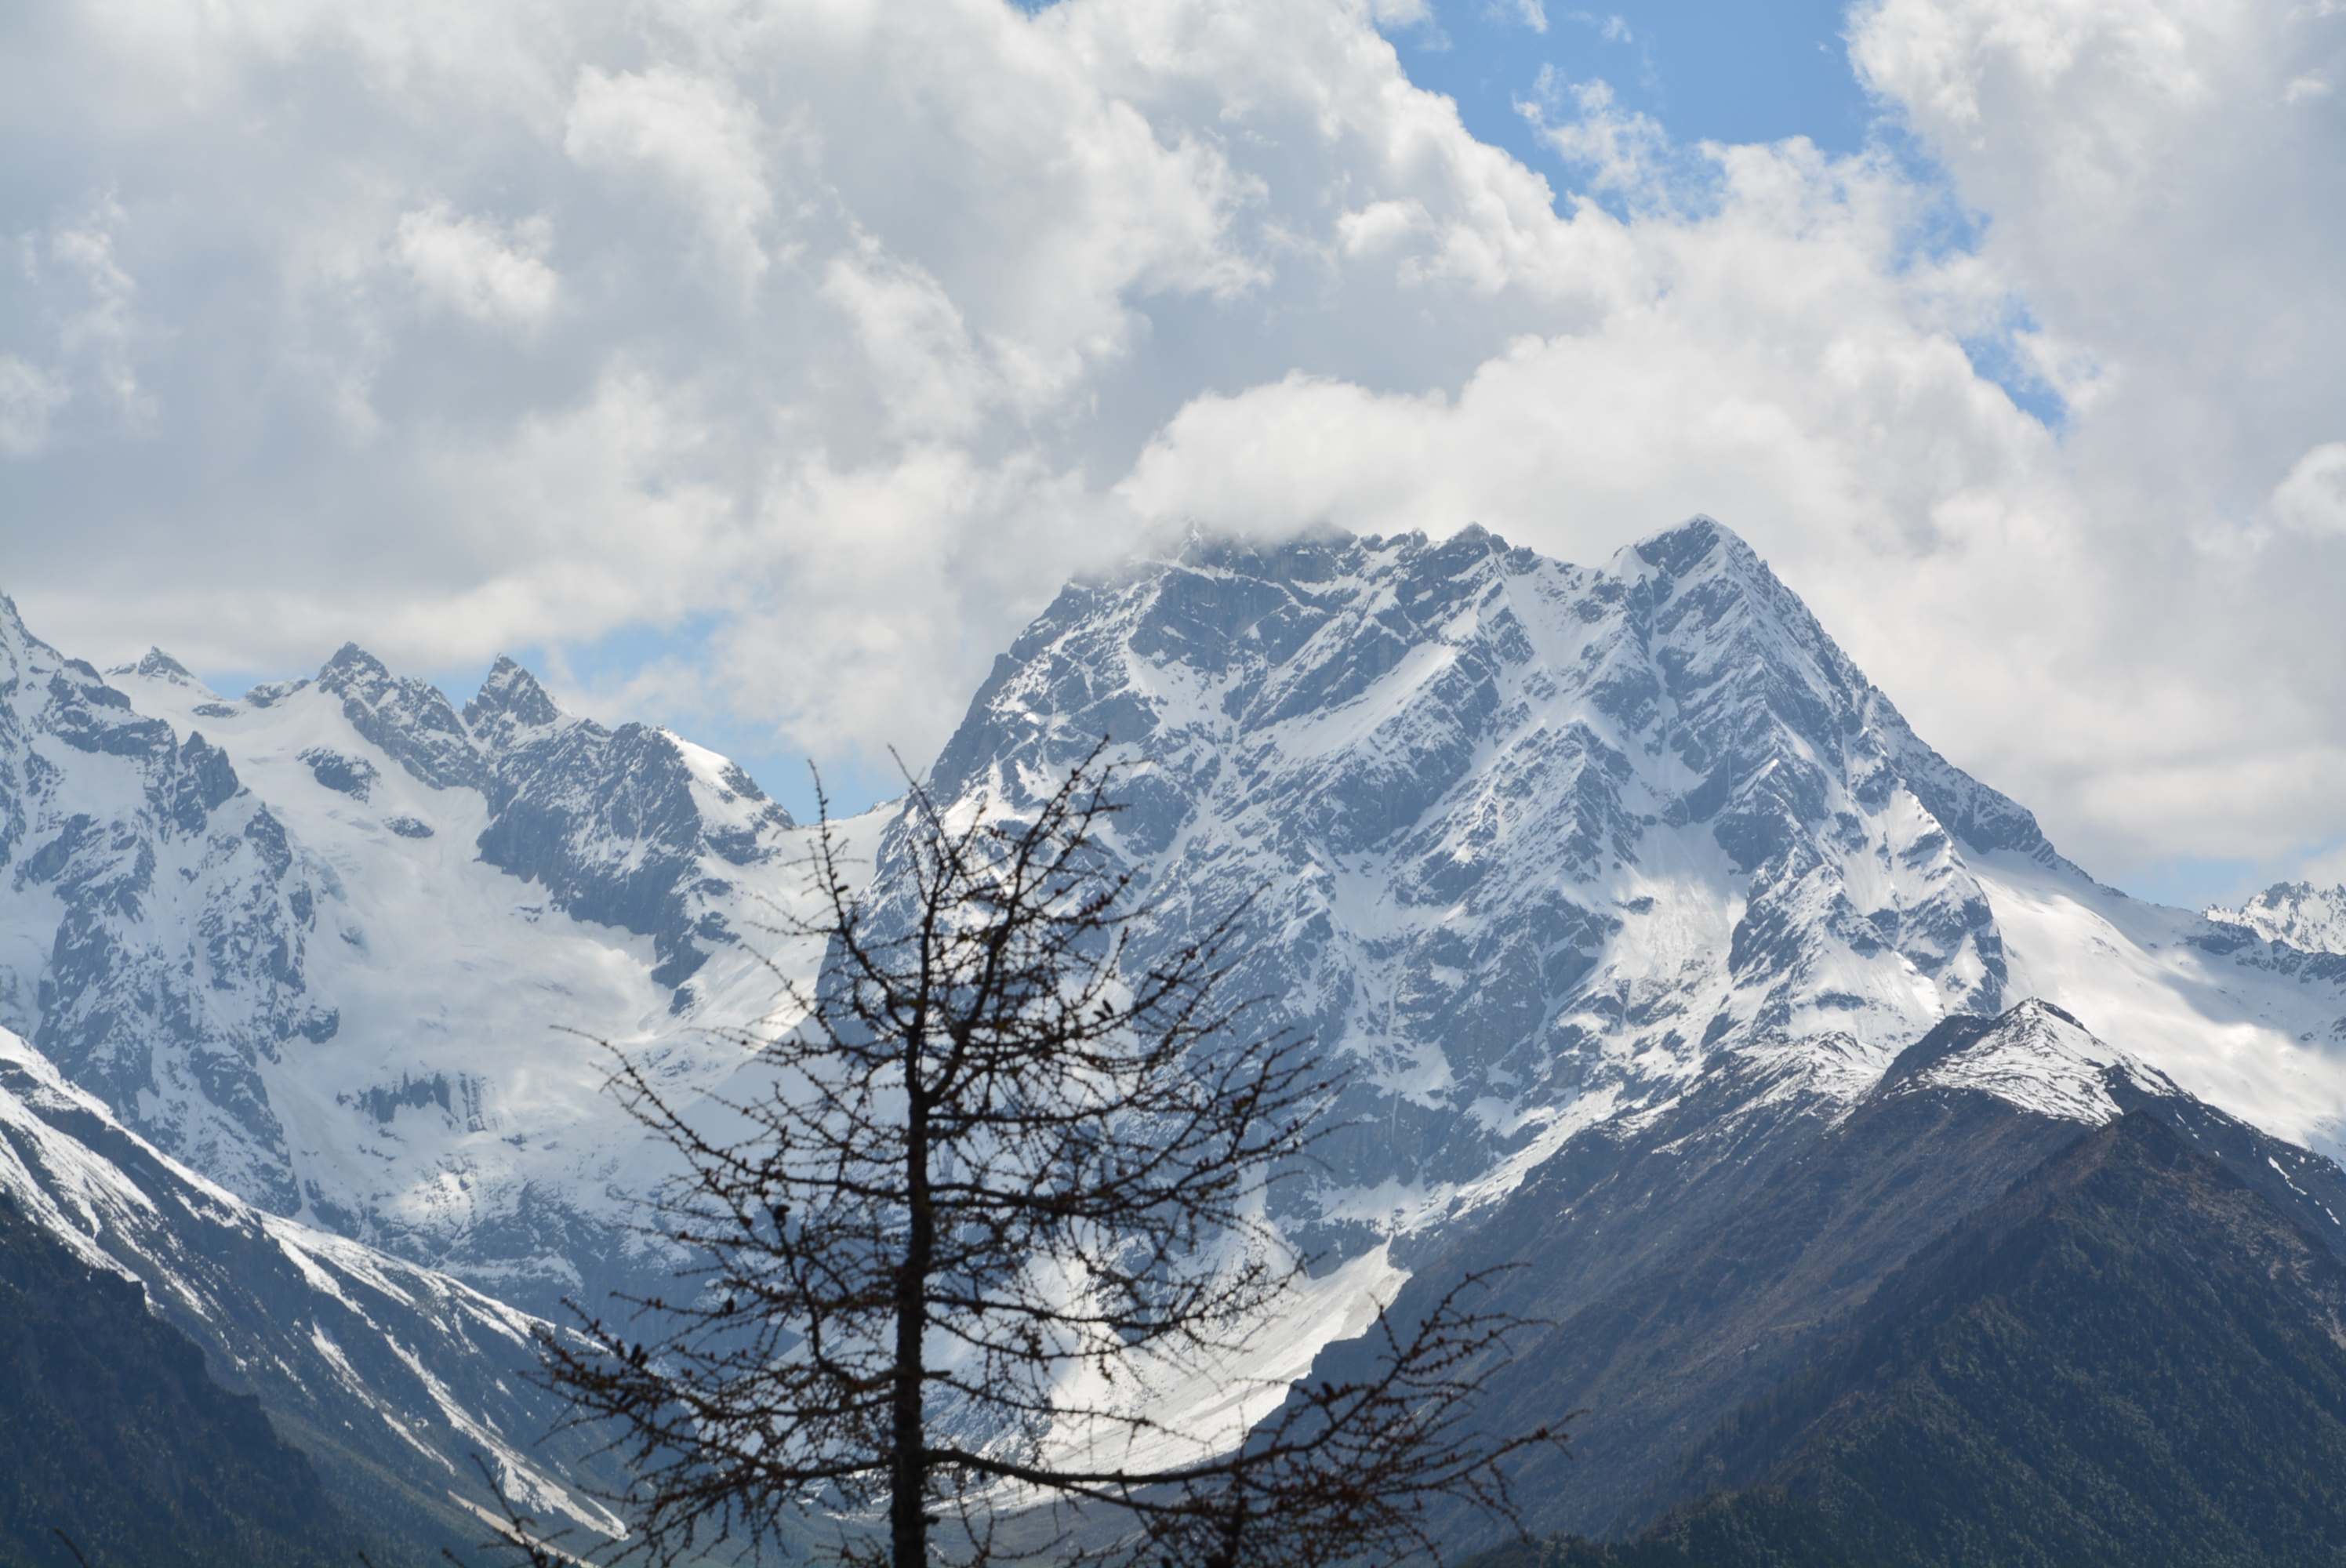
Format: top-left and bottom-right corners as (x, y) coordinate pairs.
(107, 647), (201, 685)
(1885, 997), (2178, 1126)
(316, 641), (390, 688)
(1619, 515), (1801, 629)
(0, 593), (37, 659)
(1631, 514), (1748, 579)
(910, 517), (2072, 1206)
(463, 655), (564, 745)
(314, 642), (484, 792)
(2209, 880), (2346, 956)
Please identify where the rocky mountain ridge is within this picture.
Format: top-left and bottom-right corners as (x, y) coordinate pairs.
(1, 600), (861, 1317)
(902, 520), (2346, 1250)
(2212, 880), (2346, 957)
(4, 515), (2344, 1450)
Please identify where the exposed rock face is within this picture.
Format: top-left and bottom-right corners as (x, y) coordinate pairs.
(314, 642), (487, 793)
(470, 657), (794, 996)
(902, 520), (2345, 1248)
(5, 627), (322, 1211)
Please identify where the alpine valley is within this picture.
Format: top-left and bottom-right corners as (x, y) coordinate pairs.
(5, 518), (2346, 1564)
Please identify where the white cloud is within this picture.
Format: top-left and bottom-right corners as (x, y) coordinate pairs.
(2272, 442), (2346, 537)
(2299, 841), (2346, 888)
(564, 64), (777, 284)
(5, 194), (152, 447)
(1520, 74), (1677, 197)
(819, 241), (993, 442)
(0, 356), (67, 457)
(2, 0), (2341, 895)
(395, 205), (557, 325)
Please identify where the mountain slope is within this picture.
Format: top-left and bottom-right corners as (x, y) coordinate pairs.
(1426, 1004), (2118, 1542)
(1425, 1003), (2346, 1563)
(1391, 1000), (2346, 1544)
(0, 1191), (369, 1568)
(0, 1026), (628, 1559)
(1667, 1109), (2346, 1566)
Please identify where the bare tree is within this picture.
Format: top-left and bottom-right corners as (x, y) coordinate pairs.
(1125, 1272), (1569, 1568)
(530, 744), (1564, 1568)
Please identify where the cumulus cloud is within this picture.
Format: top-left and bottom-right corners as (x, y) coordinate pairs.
(396, 205), (557, 325)
(564, 64), (776, 284)
(0, 356), (68, 458)
(1, 0), (2341, 894)
(2272, 442), (2346, 537)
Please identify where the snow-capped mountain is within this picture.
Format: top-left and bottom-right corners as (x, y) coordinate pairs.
(0, 604), (878, 1317)
(4, 514), (2343, 1352)
(911, 518), (2346, 1258)
(0, 1025), (627, 1555)
(1878, 996), (2184, 1128)
(2211, 880), (2346, 957)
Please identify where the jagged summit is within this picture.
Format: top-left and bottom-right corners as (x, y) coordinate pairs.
(314, 641), (484, 790)
(1632, 512), (1739, 573)
(2211, 880), (2346, 956)
(908, 517), (2080, 1217)
(106, 646), (204, 686)
(463, 653), (565, 743)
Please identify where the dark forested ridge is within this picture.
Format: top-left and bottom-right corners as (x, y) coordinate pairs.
(0, 1193), (372, 1568)
(1465, 1490), (1898, 1568)
(1421, 1025), (2094, 1541)
(1468, 1110), (2346, 1568)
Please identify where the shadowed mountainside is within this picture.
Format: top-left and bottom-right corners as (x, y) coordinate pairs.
(0, 1192), (374, 1568)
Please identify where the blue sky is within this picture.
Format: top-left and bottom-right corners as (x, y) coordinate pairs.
(1396, 0), (1876, 160)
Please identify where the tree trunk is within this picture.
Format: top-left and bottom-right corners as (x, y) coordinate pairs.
(892, 1047), (933, 1568)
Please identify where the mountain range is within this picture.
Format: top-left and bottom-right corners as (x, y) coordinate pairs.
(5, 517), (2345, 1561)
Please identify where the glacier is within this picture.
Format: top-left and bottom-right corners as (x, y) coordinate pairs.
(0, 607), (889, 1317)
